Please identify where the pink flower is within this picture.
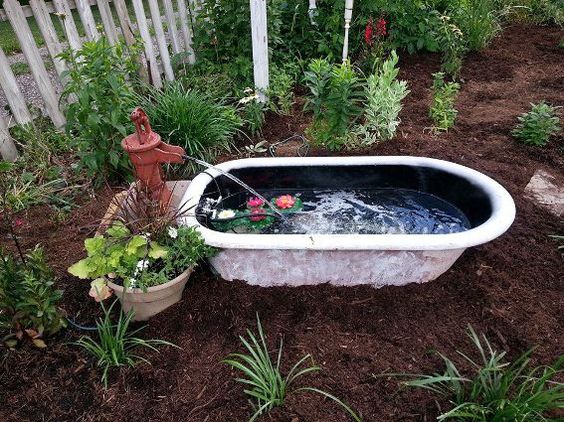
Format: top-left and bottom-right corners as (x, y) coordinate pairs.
(13, 218), (24, 228)
(249, 208), (266, 222)
(247, 196), (265, 208)
(376, 18), (387, 37)
(275, 195), (296, 209)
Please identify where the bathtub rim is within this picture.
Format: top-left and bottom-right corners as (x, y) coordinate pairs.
(179, 156), (516, 251)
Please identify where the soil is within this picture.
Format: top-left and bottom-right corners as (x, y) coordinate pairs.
(1, 24), (563, 422)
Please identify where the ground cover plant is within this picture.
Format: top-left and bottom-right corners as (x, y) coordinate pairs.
(512, 102), (561, 146)
(391, 326), (564, 421)
(429, 72), (460, 131)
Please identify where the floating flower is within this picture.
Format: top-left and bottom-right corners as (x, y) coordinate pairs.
(275, 194), (296, 209)
(249, 208), (266, 222)
(217, 209), (236, 220)
(168, 226), (178, 239)
(89, 278), (112, 302)
(247, 196), (265, 208)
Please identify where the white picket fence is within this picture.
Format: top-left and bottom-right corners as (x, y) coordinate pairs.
(0, 0), (272, 161)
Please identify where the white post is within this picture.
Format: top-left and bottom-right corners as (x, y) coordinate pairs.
(308, 0), (317, 24)
(250, 0), (268, 102)
(342, 0), (354, 63)
(0, 114), (19, 162)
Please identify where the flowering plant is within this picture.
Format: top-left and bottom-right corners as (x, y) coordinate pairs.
(363, 16), (390, 71)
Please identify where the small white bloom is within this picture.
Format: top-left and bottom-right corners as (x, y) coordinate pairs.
(217, 209), (236, 219)
(168, 226), (178, 239)
(136, 259), (149, 270)
(141, 232), (151, 240)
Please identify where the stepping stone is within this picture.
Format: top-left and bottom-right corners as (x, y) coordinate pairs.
(524, 169), (564, 217)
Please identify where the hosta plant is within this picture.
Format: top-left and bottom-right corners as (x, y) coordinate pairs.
(0, 246), (66, 348)
(430, 72), (460, 132)
(389, 325), (564, 421)
(354, 50), (409, 145)
(224, 315), (361, 422)
(512, 102), (561, 146)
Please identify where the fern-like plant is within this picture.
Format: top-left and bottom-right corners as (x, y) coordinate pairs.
(224, 315), (361, 422)
(512, 102), (561, 146)
(430, 72), (460, 131)
(354, 51), (409, 144)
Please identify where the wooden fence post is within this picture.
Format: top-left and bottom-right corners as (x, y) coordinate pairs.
(96, 0), (119, 45)
(53, 0), (83, 51)
(29, 0), (67, 79)
(162, 0), (181, 55)
(0, 114), (19, 162)
(75, 0), (100, 41)
(3, 0), (65, 128)
(132, 0), (163, 88)
(0, 47), (33, 125)
(147, 0), (174, 81)
(177, 0), (195, 64)
(250, 0), (268, 102)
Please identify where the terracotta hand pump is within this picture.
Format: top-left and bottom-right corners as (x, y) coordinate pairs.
(122, 107), (186, 207)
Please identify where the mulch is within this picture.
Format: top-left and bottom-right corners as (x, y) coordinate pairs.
(1, 24), (563, 422)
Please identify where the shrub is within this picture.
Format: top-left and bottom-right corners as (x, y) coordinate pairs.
(436, 15), (466, 78)
(268, 64), (297, 115)
(135, 81), (242, 165)
(392, 325), (564, 421)
(306, 60), (364, 150)
(59, 37), (140, 183)
(224, 314), (361, 421)
(430, 72), (460, 131)
(74, 299), (177, 388)
(0, 246), (66, 348)
(354, 50), (410, 144)
(512, 102), (561, 146)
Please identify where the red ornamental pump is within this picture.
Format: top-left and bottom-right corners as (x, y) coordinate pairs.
(122, 107), (186, 207)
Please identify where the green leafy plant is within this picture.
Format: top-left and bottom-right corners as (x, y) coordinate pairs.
(436, 15), (466, 78)
(244, 141), (269, 157)
(268, 65), (295, 115)
(74, 299), (177, 388)
(512, 102), (561, 146)
(135, 81), (242, 166)
(354, 50), (409, 144)
(452, 0), (503, 51)
(304, 58), (332, 118)
(430, 72), (460, 132)
(389, 325), (564, 421)
(59, 37), (140, 183)
(0, 246), (66, 348)
(224, 315), (361, 422)
(240, 89), (267, 137)
(306, 60), (364, 150)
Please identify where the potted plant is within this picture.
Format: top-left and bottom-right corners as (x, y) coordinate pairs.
(68, 186), (215, 320)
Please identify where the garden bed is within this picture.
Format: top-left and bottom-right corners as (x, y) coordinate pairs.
(1, 24), (563, 421)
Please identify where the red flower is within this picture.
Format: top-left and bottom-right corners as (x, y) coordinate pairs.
(249, 208), (266, 222)
(247, 196), (265, 208)
(365, 18), (374, 46)
(376, 18), (387, 37)
(13, 218), (24, 228)
(275, 195), (296, 210)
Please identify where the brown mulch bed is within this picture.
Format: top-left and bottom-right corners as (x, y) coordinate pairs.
(1, 24), (563, 422)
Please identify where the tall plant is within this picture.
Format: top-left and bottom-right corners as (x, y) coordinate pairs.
(354, 50), (409, 144)
(59, 38), (140, 183)
(430, 72), (460, 132)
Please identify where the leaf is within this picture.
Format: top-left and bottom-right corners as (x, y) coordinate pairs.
(68, 259), (92, 279)
(32, 338), (47, 348)
(5, 339), (18, 348)
(148, 243), (168, 259)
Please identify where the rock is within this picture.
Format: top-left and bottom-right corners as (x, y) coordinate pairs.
(524, 170), (564, 217)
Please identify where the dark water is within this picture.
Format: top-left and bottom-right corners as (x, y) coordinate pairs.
(200, 188), (471, 235)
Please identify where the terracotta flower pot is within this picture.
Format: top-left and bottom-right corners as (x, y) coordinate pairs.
(107, 266), (194, 321)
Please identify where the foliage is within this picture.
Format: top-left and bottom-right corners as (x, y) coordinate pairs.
(59, 37), (140, 183)
(353, 51), (410, 144)
(0, 118), (85, 214)
(240, 89), (267, 137)
(244, 140), (269, 157)
(135, 81), (242, 166)
(430, 72), (460, 131)
(451, 0), (503, 52)
(224, 314), (361, 422)
(268, 64), (296, 115)
(74, 299), (177, 388)
(306, 61), (364, 150)
(506, 0), (564, 26)
(511, 102), (561, 146)
(394, 325), (564, 421)
(67, 221), (167, 283)
(304, 58), (333, 118)
(550, 235), (564, 251)
(0, 246), (66, 348)
(436, 15), (466, 78)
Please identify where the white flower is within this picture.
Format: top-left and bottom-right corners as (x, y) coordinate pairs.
(136, 259), (149, 271)
(239, 93), (260, 104)
(141, 232), (151, 240)
(168, 226), (178, 239)
(217, 209), (236, 219)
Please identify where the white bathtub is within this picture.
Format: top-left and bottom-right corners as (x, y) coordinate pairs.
(180, 156), (515, 287)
